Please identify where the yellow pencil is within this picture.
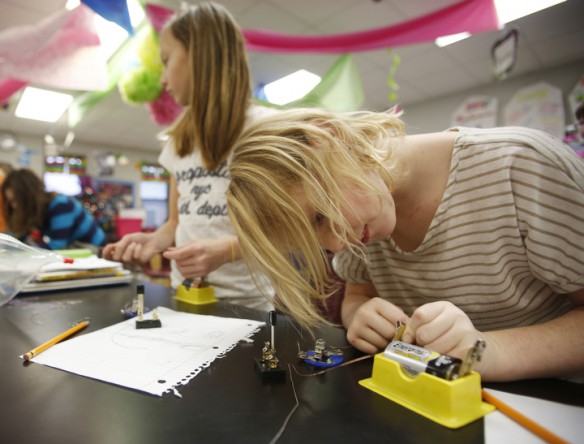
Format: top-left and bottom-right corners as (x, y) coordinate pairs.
(23, 320), (90, 361)
(482, 389), (568, 444)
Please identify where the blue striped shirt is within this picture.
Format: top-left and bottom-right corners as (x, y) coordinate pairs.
(43, 194), (105, 250)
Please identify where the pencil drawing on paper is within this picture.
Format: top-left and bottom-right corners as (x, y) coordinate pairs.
(29, 307), (264, 396)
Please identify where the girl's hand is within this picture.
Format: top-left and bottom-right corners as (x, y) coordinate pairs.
(102, 232), (164, 265)
(402, 301), (483, 360)
(346, 297), (409, 354)
(163, 238), (233, 278)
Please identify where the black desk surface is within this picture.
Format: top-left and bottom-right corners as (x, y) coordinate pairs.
(1, 280), (582, 444)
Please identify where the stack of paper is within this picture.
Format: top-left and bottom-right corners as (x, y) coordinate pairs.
(21, 256), (132, 293)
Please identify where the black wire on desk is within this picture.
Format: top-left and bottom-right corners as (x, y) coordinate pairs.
(267, 355), (374, 443)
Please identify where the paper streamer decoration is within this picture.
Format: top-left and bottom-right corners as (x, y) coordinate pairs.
(244, 0), (499, 53)
(81, 0), (134, 35)
(0, 4), (107, 94)
(144, 0), (499, 54)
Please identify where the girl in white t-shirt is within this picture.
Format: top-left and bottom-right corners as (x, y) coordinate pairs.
(103, 3), (274, 310)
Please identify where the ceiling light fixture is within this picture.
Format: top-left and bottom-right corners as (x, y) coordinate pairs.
(435, 0), (566, 47)
(435, 32), (471, 48)
(263, 70), (321, 106)
(15, 87), (74, 123)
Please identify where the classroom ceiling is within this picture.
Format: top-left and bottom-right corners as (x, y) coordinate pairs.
(0, 0), (583, 155)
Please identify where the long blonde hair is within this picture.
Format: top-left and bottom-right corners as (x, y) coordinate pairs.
(226, 108), (405, 329)
(164, 2), (251, 170)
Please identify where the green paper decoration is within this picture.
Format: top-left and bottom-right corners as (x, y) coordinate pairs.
(387, 49), (400, 104)
(254, 54), (364, 113)
(119, 67), (162, 104)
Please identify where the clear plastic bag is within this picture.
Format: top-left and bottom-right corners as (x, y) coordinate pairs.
(0, 233), (65, 306)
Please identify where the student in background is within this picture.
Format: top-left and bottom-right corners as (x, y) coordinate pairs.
(0, 162), (13, 233)
(575, 102), (584, 149)
(225, 107), (584, 382)
(103, 2), (275, 310)
(576, 102), (584, 138)
(1, 168), (105, 250)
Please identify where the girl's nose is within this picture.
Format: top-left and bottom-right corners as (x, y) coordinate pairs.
(318, 229), (344, 253)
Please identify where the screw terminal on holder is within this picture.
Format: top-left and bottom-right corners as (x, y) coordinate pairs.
(254, 311), (286, 383)
(298, 339), (344, 368)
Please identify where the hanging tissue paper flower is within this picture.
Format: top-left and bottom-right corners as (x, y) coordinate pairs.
(117, 6), (183, 125)
(147, 89), (183, 126)
(119, 67), (162, 104)
(118, 27), (163, 104)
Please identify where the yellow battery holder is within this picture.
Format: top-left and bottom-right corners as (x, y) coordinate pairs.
(174, 283), (218, 305)
(359, 353), (494, 428)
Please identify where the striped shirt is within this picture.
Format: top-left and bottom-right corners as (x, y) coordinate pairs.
(333, 127), (584, 331)
(43, 194), (105, 250)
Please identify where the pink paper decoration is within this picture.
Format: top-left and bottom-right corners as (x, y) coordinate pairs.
(147, 89), (183, 126)
(145, 3), (175, 33)
(0, 4), (108, 94)
(244, 0), (499, 53)
(0, 78), (28, 105)
(145, 0), (498, 54)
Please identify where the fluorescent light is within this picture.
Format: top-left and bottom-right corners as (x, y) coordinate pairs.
(494, 0), (566, 24)
(264, 70), (321, 105)
(65, 0), (80, 10)
(435, 0), (566, 47)
(93, 15), (130, 60)
(435, 32), (471, 48)
(15, 87), (73, 123)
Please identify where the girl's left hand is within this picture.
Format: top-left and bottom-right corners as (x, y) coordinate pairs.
(401, 301), (484, 360)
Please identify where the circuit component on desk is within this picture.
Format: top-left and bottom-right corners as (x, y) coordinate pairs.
(182, 277), (208, 289)
(254, 311), (286, 382)
(384, 338), (486, 380)
(298, 339), (344, 368)
(121, 297), (151, 319)
(459, 339), (486, 377)
(261, 341), (280, 368)
(394, 320), (406, 341)
(134, 285), (162, 329)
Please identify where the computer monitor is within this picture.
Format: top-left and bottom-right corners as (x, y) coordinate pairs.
(43, 172), (82, 196)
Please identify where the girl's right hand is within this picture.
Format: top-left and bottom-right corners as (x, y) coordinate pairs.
(346, 297), (409, 354)
(102, 232), (163, 265)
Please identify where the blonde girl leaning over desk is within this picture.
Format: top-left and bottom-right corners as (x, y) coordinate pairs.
(103, 3), (276, 310)
(225, 107), (584, 382)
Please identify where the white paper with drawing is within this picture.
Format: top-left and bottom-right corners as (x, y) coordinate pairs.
(30, 307), (264, 396)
